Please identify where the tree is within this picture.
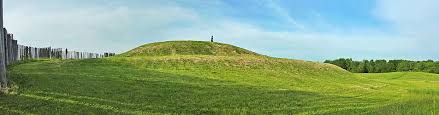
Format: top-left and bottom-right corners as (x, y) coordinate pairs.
(414, 62), (427, 72)
(354, 61), (367, 73)
(374, 60), (389, 73)
(325, 58), (352, 71)
(397, 61), (414, 72)
(324, 58), (439, 74)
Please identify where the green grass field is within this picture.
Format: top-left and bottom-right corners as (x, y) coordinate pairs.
(0, 41), (438, 114)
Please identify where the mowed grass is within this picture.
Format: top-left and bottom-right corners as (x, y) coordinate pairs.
(0, 41), (438, 114)
(0, 57), (414, 114)
(358, 72), (439, 114)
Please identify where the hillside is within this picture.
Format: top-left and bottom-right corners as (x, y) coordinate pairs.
(1, 41), (438, 114)
(119, 41), (260, 57)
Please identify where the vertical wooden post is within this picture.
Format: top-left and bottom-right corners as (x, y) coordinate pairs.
(11, 39), (16, 62)
(6, 34), (10, 65)
(0, 0), (7, 89)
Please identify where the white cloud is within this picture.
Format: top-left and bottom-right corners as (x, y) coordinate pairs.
(4, 0), (439, 61)
(265, 0), (305, 30)
(161, 20), (418, 60)
(374, 0), (439, 50)
(4, 1), (200, 53)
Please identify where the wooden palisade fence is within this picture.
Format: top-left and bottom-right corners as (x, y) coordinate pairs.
(0, 0), (115, 90)
(0, 30), (116, 90)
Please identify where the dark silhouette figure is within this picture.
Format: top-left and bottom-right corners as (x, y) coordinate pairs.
(211, 36), (214, 42)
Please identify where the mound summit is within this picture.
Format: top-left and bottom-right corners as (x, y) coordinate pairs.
(120, 41), (260, 57)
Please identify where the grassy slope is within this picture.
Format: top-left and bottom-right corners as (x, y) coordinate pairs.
(119, 41), (260, 57)
(0, 41), (437, 114)
(358, 72), (439, 114)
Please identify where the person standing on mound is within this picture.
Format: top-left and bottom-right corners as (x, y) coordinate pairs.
(211, 36), (214, 42)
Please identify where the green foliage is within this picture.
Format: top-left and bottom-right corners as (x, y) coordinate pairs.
(325, 58), (439, 74)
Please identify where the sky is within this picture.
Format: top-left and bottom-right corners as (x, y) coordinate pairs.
(3, 0), (439, 61)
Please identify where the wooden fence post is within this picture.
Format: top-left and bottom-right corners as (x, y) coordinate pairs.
(0, 0), (7, 89)
(6, 34), (11, 64)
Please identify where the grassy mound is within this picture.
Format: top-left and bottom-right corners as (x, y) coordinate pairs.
(0, 58), (387, 114)
(0, 41), (438, 114)
(119, 41), (260, 57)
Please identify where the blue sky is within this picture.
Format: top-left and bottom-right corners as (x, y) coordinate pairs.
(4, 0), (439, 61)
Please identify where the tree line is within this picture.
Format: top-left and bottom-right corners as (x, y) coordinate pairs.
(324, 58), (439, 73)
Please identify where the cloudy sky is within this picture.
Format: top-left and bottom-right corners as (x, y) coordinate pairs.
(3, 0), (439, 61)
